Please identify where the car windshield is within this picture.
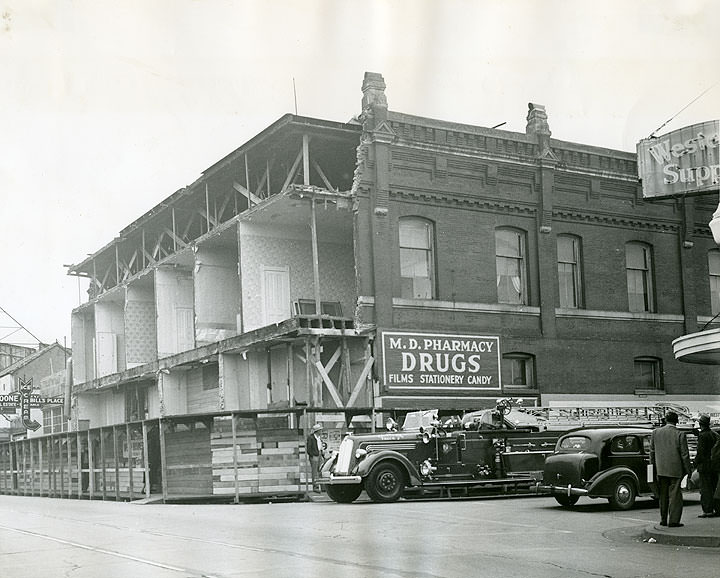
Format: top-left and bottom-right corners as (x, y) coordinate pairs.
(558, 436), (591, 451)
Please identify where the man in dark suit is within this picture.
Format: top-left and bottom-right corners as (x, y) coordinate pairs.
(649, 411), (692, 527)
(306, 423), (325, 492)
(695, 414), (720, 517)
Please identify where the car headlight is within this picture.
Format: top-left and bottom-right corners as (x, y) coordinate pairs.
(355, 448), (367, 460)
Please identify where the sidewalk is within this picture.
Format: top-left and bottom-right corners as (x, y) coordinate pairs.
(643, 503), (720, 547)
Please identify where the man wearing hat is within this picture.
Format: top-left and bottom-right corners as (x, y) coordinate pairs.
(306, 423), (325, 492)
(695, 414), (720, 517)
(650, 411), (692, 527)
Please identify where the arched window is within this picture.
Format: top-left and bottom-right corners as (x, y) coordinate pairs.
(557, 234), (584, 308)
(399, 217), (435, 299)
(502, 352), (536, 389)
(634, 356), (663, 391)
(496, 228), (527, 305)
(709, 250), (720, 315)
(625, 242), (654, 312)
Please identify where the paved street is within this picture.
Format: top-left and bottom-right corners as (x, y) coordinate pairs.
(0, 492), (717, 578)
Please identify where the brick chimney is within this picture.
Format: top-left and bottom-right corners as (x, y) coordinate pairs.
(526, 103), (554, 159)
(360, 72), (388, 131)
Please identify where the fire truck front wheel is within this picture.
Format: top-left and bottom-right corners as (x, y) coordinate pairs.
(326, 483), (363, 504)
(365, 462), (405, 503)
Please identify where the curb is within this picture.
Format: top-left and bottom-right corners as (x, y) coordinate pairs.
(643, 524), (720, 548)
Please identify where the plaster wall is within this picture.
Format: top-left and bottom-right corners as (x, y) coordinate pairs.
(194, 248), (239, 345)
(95, 301), (126, 377)
(156, 267), (194, 358)
(239, 223), (355, 332)
(126, 284), (157, 367)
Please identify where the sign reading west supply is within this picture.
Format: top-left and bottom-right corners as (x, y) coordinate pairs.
(381, 331), (501, 390)
(637, 120), (720, 199)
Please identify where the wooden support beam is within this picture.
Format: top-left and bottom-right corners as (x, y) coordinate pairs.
(76, 431), (82, 499)
(159, 420), (169, 502)
(232, 414), (239, 504)
(324, 344), (342, 374)
(162, 227), (189, 250)
(312, 159), (335, 191)
(280, 150), (303, 193)
(205, 183), (211, 232)
(142, 421), (150, 499)
(347, 356), (374, 407)
(127, 423), (134, 500)
(67, 436), (72, 498)
(314, 360), (343, 407)
(303, 134), (310, 186)
(88, 431), (95, 499)
(310, 199), (322, 316)
(233, 181), (263, 206)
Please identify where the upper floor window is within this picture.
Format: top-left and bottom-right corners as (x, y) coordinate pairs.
(557, 235), (583, 308)
(399, 217), (435, 299)
(634, 356), (663, 391)
(496, 228), (527, 305)
(709, 250), (720, 315)
(502, 352), (536, 389)
(625, 242), (654, 312)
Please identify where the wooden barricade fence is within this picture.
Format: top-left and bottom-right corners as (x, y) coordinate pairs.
(0, 408), (376, 503)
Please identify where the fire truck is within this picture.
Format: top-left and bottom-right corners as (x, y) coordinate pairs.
(322, 401), (558, 503)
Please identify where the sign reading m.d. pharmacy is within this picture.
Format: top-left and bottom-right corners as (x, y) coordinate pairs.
(382, 331), (501, 390)
(637, 120), (720, 199)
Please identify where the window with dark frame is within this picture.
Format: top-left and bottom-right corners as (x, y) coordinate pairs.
(496, 228), (528, 305)
(634, 357), (663, 390)
(626, 242), (655, 312)
(502, 352), (536, 389)
(399, 217), (435, 299)
(557, 234), (583, 308)
(709, 250), (720, 315)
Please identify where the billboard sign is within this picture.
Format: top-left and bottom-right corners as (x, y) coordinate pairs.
(381, 331), (501, 390)
(637, 120), (720, 199)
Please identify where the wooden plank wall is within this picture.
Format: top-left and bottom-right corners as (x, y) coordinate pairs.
(164, 420), (213, 496)
(0, 411), (332, 502)
(210, 415), (305, 499)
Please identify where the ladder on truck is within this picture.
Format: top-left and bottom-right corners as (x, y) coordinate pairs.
(515, 403), (695, 431)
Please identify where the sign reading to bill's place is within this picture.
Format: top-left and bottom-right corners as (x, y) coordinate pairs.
(637, 120), (720, 199)
(382, 331), (501, 390)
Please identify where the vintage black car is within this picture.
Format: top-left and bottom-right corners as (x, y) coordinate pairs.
(322, 406), (558, 503)
(538, 426), (657, 510)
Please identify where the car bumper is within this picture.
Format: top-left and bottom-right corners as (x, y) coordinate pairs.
(326, 474), (363, 485)
(534, 482), (589, 497)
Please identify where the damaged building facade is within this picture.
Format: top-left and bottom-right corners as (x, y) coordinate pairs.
(66, 71), (720, 428)
(3, 72), (717, 502)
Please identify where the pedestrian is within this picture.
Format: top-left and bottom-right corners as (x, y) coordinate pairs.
(649, 411), (692, 527)
(695, 414), (719, 518)
(306, 423), (325, 492)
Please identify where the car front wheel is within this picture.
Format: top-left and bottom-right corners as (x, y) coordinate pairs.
(365, 462), (405, 503)
(326, 483), (363, 504)
(608, 477), (636, 510)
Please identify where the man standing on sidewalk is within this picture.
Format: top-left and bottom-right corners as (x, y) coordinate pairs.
(306, 423), (325, 492)
(695, 414), (719, 518)
(650, 411), (692, 527)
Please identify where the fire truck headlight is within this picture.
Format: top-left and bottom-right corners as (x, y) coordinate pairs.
(420, 459), (435, 477)
(355, 448), (367, 460)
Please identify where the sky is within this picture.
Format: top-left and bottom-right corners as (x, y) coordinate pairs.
(0, 0), (717, 348)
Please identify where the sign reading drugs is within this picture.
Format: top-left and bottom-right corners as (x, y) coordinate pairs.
(382, 331), (501, 390)
(637, 120), (720, 199)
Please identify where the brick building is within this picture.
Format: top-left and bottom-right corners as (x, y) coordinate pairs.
(66, 71), (720, 428)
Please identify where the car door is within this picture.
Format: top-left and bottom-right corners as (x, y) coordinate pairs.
(607, 433), (652, 494)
